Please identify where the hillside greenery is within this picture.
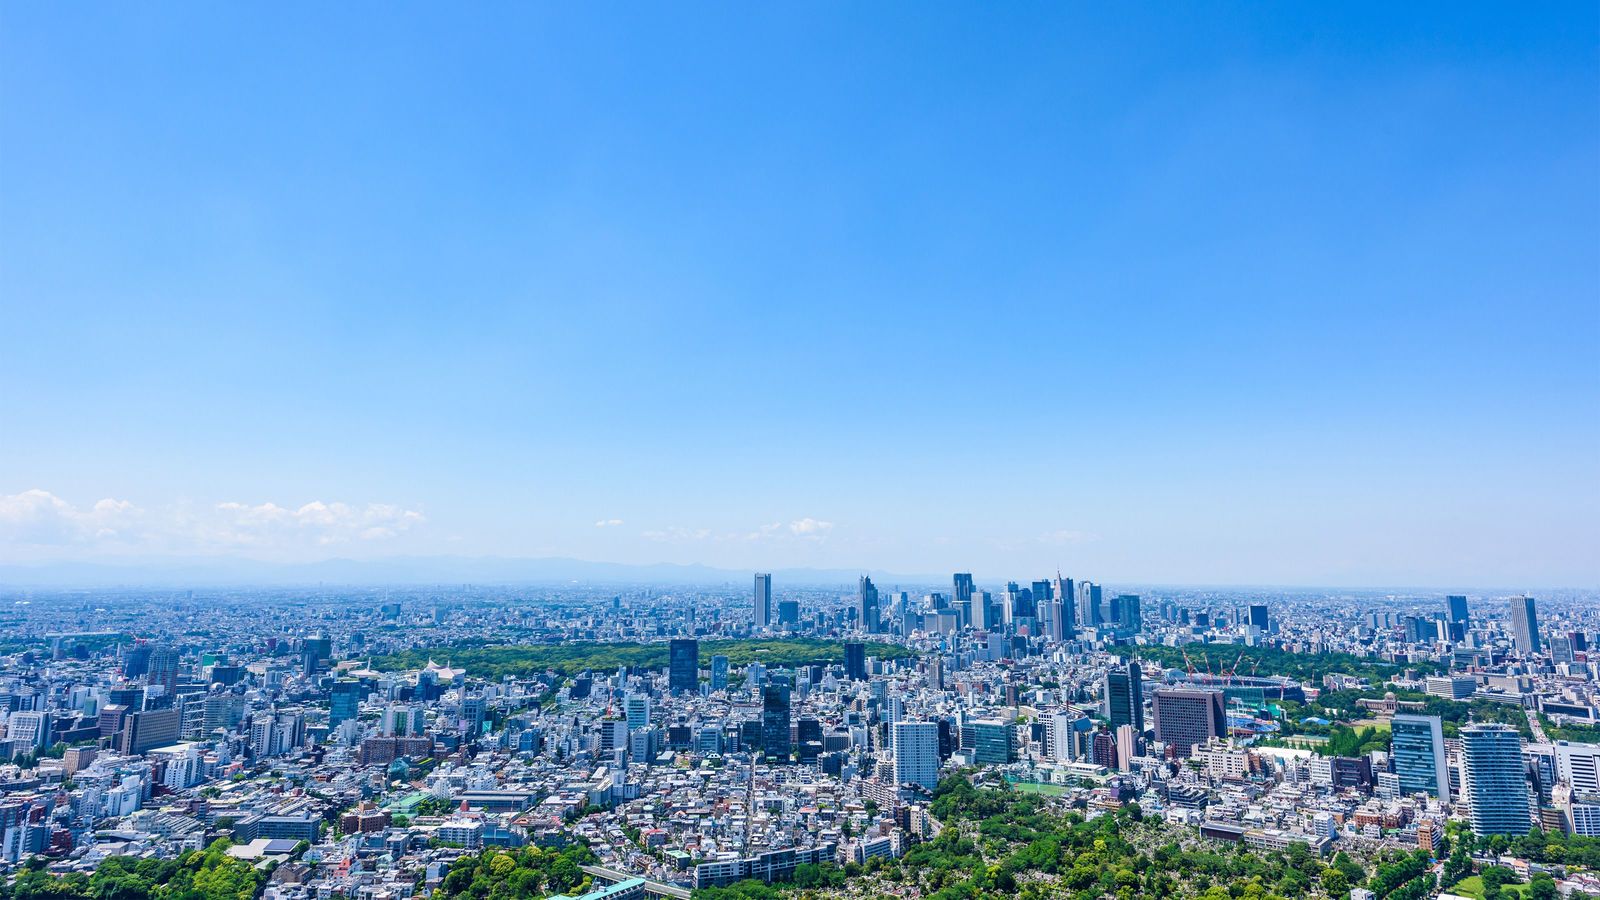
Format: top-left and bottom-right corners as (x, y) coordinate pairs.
(369, 637), (915, 678)
(2, 840), (264, 900)
(434, 843), (597, 900)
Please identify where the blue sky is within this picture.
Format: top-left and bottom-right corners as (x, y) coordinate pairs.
(1, 3), (1596, 586)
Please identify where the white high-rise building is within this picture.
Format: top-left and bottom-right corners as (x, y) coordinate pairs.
(754, 573), (772, 629)
(893, 721), (940, 791)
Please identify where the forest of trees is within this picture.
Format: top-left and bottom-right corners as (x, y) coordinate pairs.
(433, 843), (597, 900)
(371, 638), (915, 679)
(1, 840), (264, 900)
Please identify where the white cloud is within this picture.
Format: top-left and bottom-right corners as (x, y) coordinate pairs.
(0, 489), (425, 558)
(0, 489), (145, 544)
(788, 517), (834, 537)
(594, 519), (625, 528)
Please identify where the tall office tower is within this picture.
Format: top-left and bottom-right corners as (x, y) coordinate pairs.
(761, 676), (792, 760)
(624, 693), (651, 730)
(777, 600), (800, 627)
(893, 721), (940, 791)
(1047, 601), (1068, 640)
(1115, 724), (1140, 772)
(971, 591), (993, 631)
(598, 718), (629, 754)
(1509, 596), (1541, 655)
(460, 694), (486, 735)
(1078, 582), (1103, 627)
(146, 646), (180, 694)
(859, 576), (880, 633)
(952, 573), (975, 609)
(1151, 687), (1226, 758)
(1105, 662), (1144, 734)
(1447, 595), (1470, 625)
(1247, 604), (1270, 634)
(668, 639), (699, 693)
(329, 680), (363, 728)
(1391, 714), (1450, 801)
(710, 655), (730, 691)
(753, 573), (772, 629)
(1031, 579), (1053, 609)
(123, 644), (153, 680)
(844, 642), (867, 681)
(1051, 575), (1075, 628)
(1462, 723), (1531, 836)
(1117, 595), (1143, 634)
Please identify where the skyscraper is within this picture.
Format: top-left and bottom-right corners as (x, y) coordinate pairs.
(1447, 595), (1470, 625)
(1247, 604), (1270, 633)
(1118, 595), (1143, 634)
(753, 573), (772, 629)
(858, 576), (880, 633)
(1151, 687), (1226, 758)
(147, 645), (180, 695)
(777, 599), (800, 627)
(1105, 662), (1144, 734)
(761, 676), (791, 760)
(1509, 596), (1541, 655)
(668, 639), (699, 693)
(893, 721), (940, 791)
(1077, 582), (1102, 628)
(710, 655), (730, 691)
(330, 680), (363, 728)
(971, 591), (993, 631)
(843, 642), (866, 682)
(952, 573), (975, 608)
(1391, 714), (1450, 801)
(1462, 723), (1531, 836)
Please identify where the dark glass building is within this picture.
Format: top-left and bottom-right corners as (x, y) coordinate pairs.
(668, 639), (699, 693)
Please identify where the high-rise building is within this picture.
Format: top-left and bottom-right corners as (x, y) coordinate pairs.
(1461, 723), (1531, 836)
(147, 645), (180, 695)
(1391, 714), (1450, 801)
(1247, 604), (1270, 634)
(893, 721), (940, 791)
(761, 676), (791, 760)
(120, 707), (182, 755)
(777, 600), (800, 627)
(668, 639), (699, 693)
(843, 642), (867, 682)
(123, 644), (152, 680)
(1151, 687), (1226, 758)
(952, 573), (975, 609)
(330, 680), (363, 728)
(1509, 596), (1541, 655)
(5, 712), (50, 750)
(971, 719), (1014, 765)
(753, 573), (772, 629)
(624, 694), (651, 730)
(1051, 575), (1075, 633)
(1447, 595), (1470, 625)
(710, 655), (730, 691)
(859, 576), (880, 633)
(1118, 595), (1143, 634)
(971, 591), (993, 631)
(1077, 582), (1102, 628)
(1105, 662), (1144, 734)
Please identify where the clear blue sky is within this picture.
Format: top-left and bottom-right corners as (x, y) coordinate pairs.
(2, 3), (1596, 586)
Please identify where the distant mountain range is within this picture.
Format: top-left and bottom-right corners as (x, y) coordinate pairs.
(0, 555), (947, 589)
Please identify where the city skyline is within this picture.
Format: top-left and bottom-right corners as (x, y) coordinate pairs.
(3, 5), (1597, 588)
